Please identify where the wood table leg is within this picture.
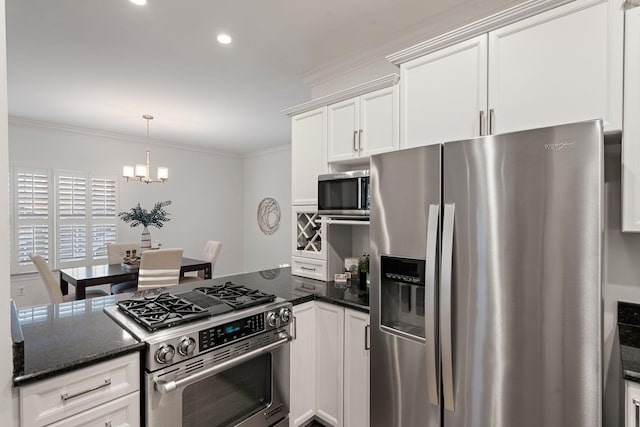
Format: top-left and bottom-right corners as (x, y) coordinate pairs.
(60, 274), (69, 296)
(76, 282), (86, 300)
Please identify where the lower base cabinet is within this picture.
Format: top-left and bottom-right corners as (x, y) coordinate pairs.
(290, 302), (370, 427)
(19, 353), (140, 427)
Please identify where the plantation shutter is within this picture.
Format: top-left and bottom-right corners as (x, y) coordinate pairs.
(91, 177), (117, 260)
(13, 169), (51, 273)
(57, 172), (88, 266)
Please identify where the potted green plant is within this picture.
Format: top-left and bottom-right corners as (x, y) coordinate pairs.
(118, 200), (171, 251)
(358, 253), (369, 290)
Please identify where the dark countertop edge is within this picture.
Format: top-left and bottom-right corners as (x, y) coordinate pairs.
(623, 370), (640, 383)
(13, 343), (145, 387)
(290, 294), (370, 314)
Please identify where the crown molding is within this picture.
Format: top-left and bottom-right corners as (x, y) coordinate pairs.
(243, 143), (291, 159)
(282, 74), (399, 117)
(8, 116), (243, 158)
(386, 0), (571, 65)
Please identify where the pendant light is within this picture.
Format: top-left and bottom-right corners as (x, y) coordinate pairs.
(123, 115), (169, 183)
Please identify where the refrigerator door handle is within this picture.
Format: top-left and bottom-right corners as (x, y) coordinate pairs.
(441, 203), (455, 412)
(425, 203), (440, 406)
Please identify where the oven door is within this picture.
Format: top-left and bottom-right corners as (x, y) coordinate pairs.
(146, 331), (290, 427)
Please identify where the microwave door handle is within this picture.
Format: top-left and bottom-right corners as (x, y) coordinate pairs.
(441, 203), (455, 412)
(154, 333), (292, 394)
(425, 204), (440, 406)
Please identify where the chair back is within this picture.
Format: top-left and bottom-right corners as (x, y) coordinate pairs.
(107, 242), (139, 264)
(29, 253), (64, 304)
(137, 248), (183, 290)
(199, 241), (222, 278)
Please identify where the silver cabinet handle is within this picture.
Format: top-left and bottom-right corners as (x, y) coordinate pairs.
(353, 130), (358, 152)
(440, 204), (455, 412)
(634, 397), (640, 427)
(292, 315), (297, 340)
(358, 129), (363, 152)
(155, 333), (292, 394)
(60, 378), (111, 401)
(479, 110), (486, 136)
(489, 108), (495, 135)
(425, 204), (440, 406)
(300, 266), (316, 272)
(365, 324), (370, 350)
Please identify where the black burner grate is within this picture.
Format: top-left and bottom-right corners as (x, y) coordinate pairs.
(117, 292), (209, 332)
(194, 282), (276, 310)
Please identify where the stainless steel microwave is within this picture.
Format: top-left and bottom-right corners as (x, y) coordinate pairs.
(317, 170), (370, 216)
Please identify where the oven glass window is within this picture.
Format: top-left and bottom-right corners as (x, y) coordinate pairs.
(182, 354), (271, 427)
(318, 178), (359, 210)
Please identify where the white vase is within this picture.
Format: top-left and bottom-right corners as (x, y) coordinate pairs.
(140, 226), (151, 252)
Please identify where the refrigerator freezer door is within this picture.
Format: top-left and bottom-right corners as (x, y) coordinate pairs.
(442, 120), (602, 427)
(370, 145), (441, 427)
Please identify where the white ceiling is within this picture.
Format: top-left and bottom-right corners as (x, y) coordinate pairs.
(6, 0), (524, 155)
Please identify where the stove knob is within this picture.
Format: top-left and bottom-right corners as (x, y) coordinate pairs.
(156, 345), (175, 364)
(178, 337), (196, 356)
(267, 312), (279, 327)
(279, 308), (292, 324)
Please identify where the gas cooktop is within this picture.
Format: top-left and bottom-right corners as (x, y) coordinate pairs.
(115, 281), (277, 332)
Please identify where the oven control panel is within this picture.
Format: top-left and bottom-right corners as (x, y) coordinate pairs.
(199, 313), (265, 351)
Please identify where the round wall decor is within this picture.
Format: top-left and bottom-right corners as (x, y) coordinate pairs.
(257, 197), (281, 235)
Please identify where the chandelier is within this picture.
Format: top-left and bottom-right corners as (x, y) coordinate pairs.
(123, 114), (169, 183)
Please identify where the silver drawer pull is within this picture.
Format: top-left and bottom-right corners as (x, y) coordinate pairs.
(61, 378), (111, 402)
(300, 266), (316, 271)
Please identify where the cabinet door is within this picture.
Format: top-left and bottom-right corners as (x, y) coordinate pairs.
(316, 302), (345, 426)
(292, 107), (328, 205)
(328, 97), (360, 163)
(627, 381), (640, 427)
(359, 86), (399, 158)
(290, 302), (317, 427)
(400, 34), (488, 148)
(623, 6), (640, 232)
(488, 0), (623, 135)
(344, 309), (370, 427)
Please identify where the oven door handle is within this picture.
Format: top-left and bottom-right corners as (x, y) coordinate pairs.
(154, 332), (292, 394)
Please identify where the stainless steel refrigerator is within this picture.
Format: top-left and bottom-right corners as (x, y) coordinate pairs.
(369, 120), (602, 427)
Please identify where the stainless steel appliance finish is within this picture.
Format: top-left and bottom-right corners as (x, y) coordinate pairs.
(105, 292), (293, 427)
(370, 120), (603, 427)
(317, 169), (370, 216)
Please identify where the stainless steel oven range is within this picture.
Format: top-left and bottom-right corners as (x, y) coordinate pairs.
(104, 282), (294, 427)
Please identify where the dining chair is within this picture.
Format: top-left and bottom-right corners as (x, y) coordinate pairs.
(179, 241), (222, 284)
(137, 248), (184, 290)
(29, 253), (109, 304)
(107, 242), (139, 264)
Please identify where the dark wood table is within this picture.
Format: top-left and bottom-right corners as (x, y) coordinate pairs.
(59, 257), (212, 300)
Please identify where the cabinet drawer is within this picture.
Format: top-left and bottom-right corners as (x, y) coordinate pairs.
(20, 353), (140, 427)
(292, 256), (327, 281)
(48, 392), (140, 427)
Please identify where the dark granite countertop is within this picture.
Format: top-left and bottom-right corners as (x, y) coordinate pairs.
(12, 267), (368, 387)
(618, 301), (640, 383)
(13, 296), (144, 387)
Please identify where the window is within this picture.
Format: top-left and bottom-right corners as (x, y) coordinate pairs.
(10, 167), (118, 273)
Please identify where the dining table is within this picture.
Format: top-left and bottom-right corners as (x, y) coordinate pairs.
(58, 257), (212, 300)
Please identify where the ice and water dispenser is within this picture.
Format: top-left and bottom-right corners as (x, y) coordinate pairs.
(380, 255), (426, 339)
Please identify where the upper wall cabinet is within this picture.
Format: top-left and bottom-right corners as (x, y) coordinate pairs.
(488, 0), (623, 135)
(623, 5), (640, 232)
(328, 85), (399, 163)
(401, 35), (488, 148)
(398, 0), (623, 149)
(291, 107), (328, 206)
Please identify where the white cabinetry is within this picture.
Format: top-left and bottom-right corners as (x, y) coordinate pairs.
(399, 0), (622, 149)
(292, 207), (327, 280)
(290, 302), (317, 427)
(292, 107), (327, 206)
(19, 353), (140, 427)
(488, 0), (622, 134)
(343, 309), (370, 427)
(316, 302), (345, 426)
(626, 380), (640, 427)
(401, 35), (488, 148)
(623, 5), (640, 232)
(328, 86), (398, 163)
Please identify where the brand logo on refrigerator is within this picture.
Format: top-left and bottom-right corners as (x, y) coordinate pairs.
(544, 141), (575, 152)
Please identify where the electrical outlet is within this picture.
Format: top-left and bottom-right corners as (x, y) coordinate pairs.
(17, 286), (25, 296)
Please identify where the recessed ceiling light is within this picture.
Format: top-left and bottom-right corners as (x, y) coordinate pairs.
(130, 0), (147, 5)
(217, 34), (232, 45)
